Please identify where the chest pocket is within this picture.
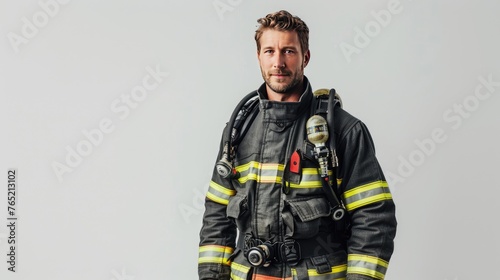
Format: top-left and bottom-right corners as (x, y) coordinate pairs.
(283, 196), (332, 239)
(226, 194), (248, 224)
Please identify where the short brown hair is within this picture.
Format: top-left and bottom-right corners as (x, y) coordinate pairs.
(255, 10), (309, 54)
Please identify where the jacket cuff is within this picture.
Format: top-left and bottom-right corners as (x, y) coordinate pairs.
(346, 254), (389, 280)
(198, 245), (233, 280)
(198, 263), (231, 280)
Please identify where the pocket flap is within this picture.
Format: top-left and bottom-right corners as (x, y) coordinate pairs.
(287, 197), (331, 222)
(226, 194), (247, 219)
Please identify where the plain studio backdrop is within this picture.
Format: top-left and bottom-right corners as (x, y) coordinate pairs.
(1, 0), (499, 279)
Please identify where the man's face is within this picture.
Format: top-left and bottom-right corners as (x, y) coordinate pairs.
(257, 29), (310, 101)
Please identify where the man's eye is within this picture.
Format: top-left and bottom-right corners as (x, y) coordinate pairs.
(284, 50), (294, 54)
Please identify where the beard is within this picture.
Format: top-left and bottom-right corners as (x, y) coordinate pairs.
(261, 67), (304, 95)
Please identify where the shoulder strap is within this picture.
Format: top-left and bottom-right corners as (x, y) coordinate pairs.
(231, 92), (260, 146)
(312, 88), (342, 169)
(216, 91), (259, 179)
(326, 88), (342, 169)
(311, 88), (347, 222)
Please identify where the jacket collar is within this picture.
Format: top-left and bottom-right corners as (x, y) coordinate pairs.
(257, 76), (313, 121)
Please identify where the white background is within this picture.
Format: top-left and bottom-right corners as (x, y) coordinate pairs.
(1, 0), (499, 279)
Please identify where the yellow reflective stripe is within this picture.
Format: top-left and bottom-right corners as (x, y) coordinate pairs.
(235, 163), (335, 189)
(346, 193), (393, 211)
(206, 192), (228, 205)
(289, 180), (322, 188)
(343, 180), (392, 211)
(301, 168), (320, 175)
(348, 254), (388, 267)
(230, 262), (251, 280)
(289, 168), (335, 189)
(206, 181), (235, 205)
(347, 254), (388, 280)
(235, 161), (284, 184)
(235, 161), (284, 172)
(344, 180), (389, 198)
(198, 245), (233, 265)
(289, 168), (322, 188)
(209, 181), (236, 196)
(233, 161), (340, 190)
(238, 174), (284, 184)
(292, 264), (347, 279)
(261, 163), (283, 170)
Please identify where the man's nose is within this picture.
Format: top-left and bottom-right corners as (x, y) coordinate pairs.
(273, 54), (285, 69)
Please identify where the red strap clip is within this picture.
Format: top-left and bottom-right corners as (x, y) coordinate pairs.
(290, 150), (301, 174)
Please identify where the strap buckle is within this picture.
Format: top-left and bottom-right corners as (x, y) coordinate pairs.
(277, 239), (301, 266)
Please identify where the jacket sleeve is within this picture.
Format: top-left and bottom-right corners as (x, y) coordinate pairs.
(337, 121), (397, 280)
(198, 127), (237, 280)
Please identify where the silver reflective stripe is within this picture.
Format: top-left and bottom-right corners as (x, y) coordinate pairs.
(207, 181), (235, 205)
(236, 161), (284, 184)
(347, 254), (388, 279)
(198, 245), (233, 264)
(230, 262), (251, 280)
(343, 181), (392, 211)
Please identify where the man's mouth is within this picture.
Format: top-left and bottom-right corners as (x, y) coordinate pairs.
(271, 72), (290, 78)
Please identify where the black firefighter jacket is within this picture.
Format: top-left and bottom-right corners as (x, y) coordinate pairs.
(199, 77), (397, 280)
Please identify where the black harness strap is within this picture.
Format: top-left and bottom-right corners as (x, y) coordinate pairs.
(312, 89), (346, 218)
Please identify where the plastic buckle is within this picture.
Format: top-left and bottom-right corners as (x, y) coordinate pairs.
(279, 239), (301, 266)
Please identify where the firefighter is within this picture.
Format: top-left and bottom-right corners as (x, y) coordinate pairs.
(198, 10), (397, 280)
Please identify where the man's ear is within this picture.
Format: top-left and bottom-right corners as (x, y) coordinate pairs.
(303, 50), (311, 67)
